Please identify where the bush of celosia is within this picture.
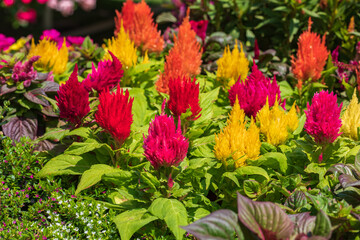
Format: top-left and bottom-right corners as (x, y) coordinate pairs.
(1, 0), (360, 239)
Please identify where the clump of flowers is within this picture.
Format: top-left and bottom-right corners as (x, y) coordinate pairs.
(304, 90), (342, 145)
(214, 98), (261, 168)
(0, 34), (15, 51)
(11, 56), (40, 87)
(217, 40), (249, 87)
(228, 63), (283, 118)
(257, 98), (299, 146)
(156, 9), (202, 94)
(28, 37), (69, 75)
(104, 23), (138, 69)
(40, 29), (85, 48)
(114, 0), (164, 53)
(143, 102), (189, 169)
(95, 86), (134, 146)
(340, 92), (360, 140)
(168, 76), (201, 121)
(82, 51), (123, 92)
(189, 20), (208, 44)
(56, 65), (90, 127)
(291, 18), (329, 90)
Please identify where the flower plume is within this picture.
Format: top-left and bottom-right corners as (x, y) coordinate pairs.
(341, 92), (360, 140)
(56, 65), (90, 126)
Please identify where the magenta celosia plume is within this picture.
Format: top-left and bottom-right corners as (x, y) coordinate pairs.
(12, 56), (40, 87)
(95, 86), (133, 145)
(143, 102), (189, 169)
(82, 51), (123, 92)
(228, 63), (283, 118)
(56, 65), (90, 126)
(189, 20), (208, 43)
(304, 90), (342, 145)
(168, 76), (202, 121)
(0, 34), (15, 51)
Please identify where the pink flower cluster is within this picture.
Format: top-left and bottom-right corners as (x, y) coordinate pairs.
(47, 0), (96, 16)
(11, 56), (40, 87)
(82, 51), (123, 93)
(304, 90), (342, 145)
(143, 102), (189, 169)
(40, 29), (86, 48)
(0, 34), (15, 51)
(228, 63), (283, 118)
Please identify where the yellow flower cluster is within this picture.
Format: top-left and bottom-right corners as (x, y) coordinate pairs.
(256, 99), (299, 146)
(216, 40), (249, 88)
(214, 99), (261, 168)
(28, 38), (68, 75)
(341, 92), (360, 140)
(103, 22), (138, 69)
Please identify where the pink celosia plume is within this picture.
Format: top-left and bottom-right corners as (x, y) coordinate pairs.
(143, 103), (189, 169)
(228, 62), (283, 118)
(12, 56), (40, 87)
(304, 90), (342, 145)
(82, 51), (124, 92)
(56, 65), (90, 126)
(189, 20), (208, 43)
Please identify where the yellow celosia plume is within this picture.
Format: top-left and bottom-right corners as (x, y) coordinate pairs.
(217, 40), (249, 88)
(257, 98), (299, 146)
(104, 22), (138, 69)
(341, 92), (360, 140)
(28, 38), (68, 75)
(214, 99), (261, 168)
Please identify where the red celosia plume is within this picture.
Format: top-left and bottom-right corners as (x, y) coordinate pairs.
(228, 63), (283, 118)
(56, 65), (90, 126)
(168, 76), (201, 121)
(291, 18), (329, 90)
(114, 0), (164, 53)
(82, 51), (124, 92)
(156, 9), (202, 94)
(95, 86), (134, 146)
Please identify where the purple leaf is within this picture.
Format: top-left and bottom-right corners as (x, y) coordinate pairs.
(41, 105), (59, 117)
(24, 88), (50, 106)
(285, 191), (307, 210)
(35, 140), (56, 151)
(288, 212), (316, 237)
(339, 174), (360, 188)
(181, 210), (242, 240)
(0, 85), (16, 96)
(41, 81), (59, 93)
(237, 193), (294, 240)
(2, 116), (38, 141)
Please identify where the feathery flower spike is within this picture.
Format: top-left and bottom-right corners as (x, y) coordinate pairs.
(341, 92), (360, 140)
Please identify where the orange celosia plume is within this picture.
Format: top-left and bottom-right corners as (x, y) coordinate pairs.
(114, 0), (164, 53)
(291, 18), (329, 90)
(156, 9), (202, 94)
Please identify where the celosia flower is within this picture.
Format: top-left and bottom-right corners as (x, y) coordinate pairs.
(291, 18), (329, 90)
(56, 65), (90, 126)
(143, 104), (189, 169)
(5, 37), (27, 52)
(66, 36), (85, 45)
(82, 51), (124, 92)
(340, 92), (360, 140)
(214, 99), (261, 168)
(16, 8), (37, 23)
(3, 0), (15, 7)
(228, 63), (283, 118)
(114, 0), (164, 53)
(189, 20), (208, 43)
(257, 98), (299, 146)
(156, 9), (202, 94)
(28, 38), (68, 75)
(95, 86), (134, 146)
(304, 90), (342, 145)
(168, 76), (201, 121)
(0, 34), (15, 51)
(12, 56), (40, 87)
(104, 23), (137, 69)
(217, 40), (249, 87)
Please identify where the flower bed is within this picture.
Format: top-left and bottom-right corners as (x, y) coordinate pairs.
(1, 0), (360, 239)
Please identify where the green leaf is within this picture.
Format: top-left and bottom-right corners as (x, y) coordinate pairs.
(75, 164), (119, 195)
(278, 81), (294, 99)
(256, 152), (288, 174)
(235, 166), (270, 181)
(140, 171), (160, 190)
(312, 210), (332, 239)
(149, 198), (188, 240)
(293, 114), (306, 135)
(36, 154), (98, 177)
(285, 191), (307, 211)
(113, 208), (158, 240)
(36, 128), (70, 142)
(223, 172), (240, 187)
(196, 87), (220, 124)
(64, 141), (114, 157)
(260, 142), (277, 154)
(102, 169), (133, 186)
(65, 127), (91, 139)
(243, 180), (260, 199)
(182, 210), (243, 240)
(129, 88), (148, 126)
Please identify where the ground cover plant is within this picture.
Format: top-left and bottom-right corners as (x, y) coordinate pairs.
(1, 0), (360, 239)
